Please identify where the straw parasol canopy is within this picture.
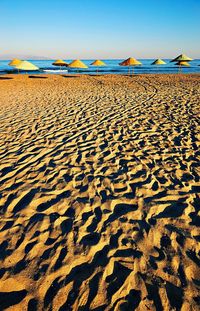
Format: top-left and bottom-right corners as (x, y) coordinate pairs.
(119, 57), (142, 75)
(151, 58), (166, 65)
(68, 59), (88, 73)
(171, 53), (193, 62)
(175, 61), (190, 67)
(9, 58), (22, 67)
(15, 61), (39, 71)
(91, 60), (106, 66)
(91, 59), (106, 73)
(119, 57), (141, 66)
(52, 59), (68, 70)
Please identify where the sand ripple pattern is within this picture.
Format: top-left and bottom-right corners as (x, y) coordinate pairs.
(0, 74), (200, 310)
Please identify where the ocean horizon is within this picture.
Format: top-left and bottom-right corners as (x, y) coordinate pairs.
(1, 59), (200, 75)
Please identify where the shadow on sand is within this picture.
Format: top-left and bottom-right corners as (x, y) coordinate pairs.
(62, 75), (80, 78)
(28, 75), (48, 79)
(0, 76), (13, 80)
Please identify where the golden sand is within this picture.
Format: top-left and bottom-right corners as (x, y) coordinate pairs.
(0, 74), (199, 310)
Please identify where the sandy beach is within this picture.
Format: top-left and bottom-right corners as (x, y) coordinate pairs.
(0, 74), (200, 310)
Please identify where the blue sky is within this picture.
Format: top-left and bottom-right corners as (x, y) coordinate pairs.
(0, 0), (199, 59)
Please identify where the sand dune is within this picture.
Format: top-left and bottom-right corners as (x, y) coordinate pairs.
(0, 74), (200, 310)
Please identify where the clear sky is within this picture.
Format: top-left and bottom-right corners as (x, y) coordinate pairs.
(0, 0), (199, 59)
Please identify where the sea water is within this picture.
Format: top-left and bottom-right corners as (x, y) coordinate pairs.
(0, 59), (200, 75)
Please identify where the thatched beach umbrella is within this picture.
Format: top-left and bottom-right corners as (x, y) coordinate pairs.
(171, 54), (193, 73)
(52, 59), (68, 71)
(151, 58), (166, 65)
(119, 57), (142, 75)
(91, 60), (106, 73)
(175, 61), (190, 73)
(15, 61), (39, 73)
(68, 59), (88, 73)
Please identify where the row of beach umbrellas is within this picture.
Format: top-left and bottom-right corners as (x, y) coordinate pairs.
(8, 54), (195, 74)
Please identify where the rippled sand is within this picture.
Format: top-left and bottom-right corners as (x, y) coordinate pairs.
(0, 74), (200, 310)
